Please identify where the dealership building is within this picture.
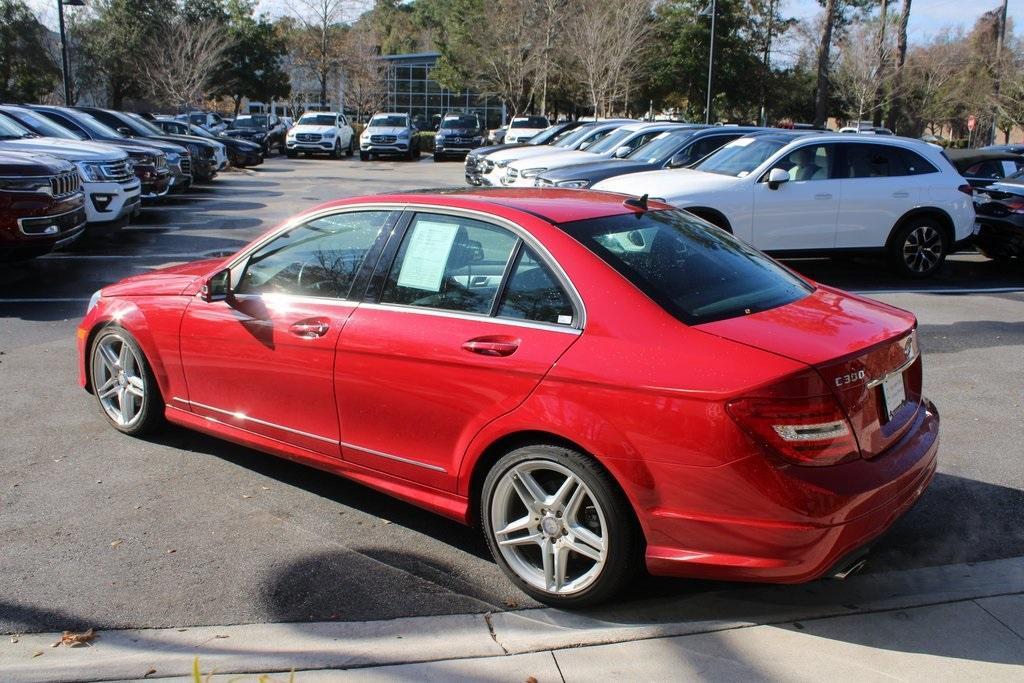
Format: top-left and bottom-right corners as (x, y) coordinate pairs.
(380, 52), (506, 130)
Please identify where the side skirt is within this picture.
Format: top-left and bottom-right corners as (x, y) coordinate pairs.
(165, 404), (470, 524)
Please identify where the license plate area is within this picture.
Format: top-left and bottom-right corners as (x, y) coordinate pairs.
(880, 371), (907, 421)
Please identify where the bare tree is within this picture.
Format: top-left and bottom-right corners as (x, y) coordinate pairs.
(287, 0), (351, 108)
(871, 0), (889, 126)
(563, 0), (651, 118)
(832, 20), (903, 126)
(343, 25), (388, 122)
(813, 0), (839, 127)
(885, 0), (911, 131)
(143, 18), (232, 110)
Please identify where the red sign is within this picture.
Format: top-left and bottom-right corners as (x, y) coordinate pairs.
(967, 115), (977, 131)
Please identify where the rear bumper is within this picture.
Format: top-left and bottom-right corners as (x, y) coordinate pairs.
(974, 216), (1024, 257)
(643, 399), (940, 583)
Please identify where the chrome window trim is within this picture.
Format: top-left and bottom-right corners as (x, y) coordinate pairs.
(223, 202), (587, 330)
(389, 205), (587, 330)
(358, 302), (581, 335)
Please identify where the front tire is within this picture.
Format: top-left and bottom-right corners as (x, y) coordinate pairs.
(89, 326), (163, 436)
(330, 141), (340, 159)
(359, 151), (369, 161)
(345, 137), (354, 157)
(481, 444), (639, 607)
(888, 219), (949, 278)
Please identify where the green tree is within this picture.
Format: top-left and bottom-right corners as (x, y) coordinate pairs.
(76, 0), (176, 108)
(0, 0), (60, 102)
(214, 0), (291, 115)
(647, 0), (765, 122)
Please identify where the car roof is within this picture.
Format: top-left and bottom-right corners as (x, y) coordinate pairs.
(300, 111), (339, 116)
(334, 188), (649, 224)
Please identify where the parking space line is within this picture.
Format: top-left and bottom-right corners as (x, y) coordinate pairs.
(0, 297), (90, 303)
(40, 253), (209, 260)
(854, 287), (1024, 295)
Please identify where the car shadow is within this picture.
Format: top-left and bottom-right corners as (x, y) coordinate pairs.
(783, 253), (1024, 292)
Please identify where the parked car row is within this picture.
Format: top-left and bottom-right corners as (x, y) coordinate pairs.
(0, 103), (247, 261)
(463, 119), (1024, 277)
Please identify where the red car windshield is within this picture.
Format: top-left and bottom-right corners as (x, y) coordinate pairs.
(560, 209), (812, 324)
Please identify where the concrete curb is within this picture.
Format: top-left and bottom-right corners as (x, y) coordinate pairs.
(3, 556), (1023, 682)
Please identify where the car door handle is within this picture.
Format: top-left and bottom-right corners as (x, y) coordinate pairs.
(892, 191), (910, 198)
(462, 336), (520, 357)
(289, 318), (330, 338)
(814, 193), (833, 200)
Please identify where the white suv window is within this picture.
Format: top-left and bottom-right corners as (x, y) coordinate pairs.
(842, 143), (938, 178)
(776, 144), (836, 181)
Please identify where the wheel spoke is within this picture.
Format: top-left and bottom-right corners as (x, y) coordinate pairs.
(541, 538), (555, 590)
(569, 525), (605, 560)
(564, 480), (588, 519)
(553, 543), (570, 591)
(117, 341), (129, 368)
(495, 515), (533, 538)
(97, 378), (117, 399)
(511, 468), (547, 509)
(99, 343), (119, 371)
(550, 474), (578, 509)
(498, 532), (543, 547)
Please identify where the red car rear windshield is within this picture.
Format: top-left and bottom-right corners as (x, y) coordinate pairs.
(560, 209), (812, 325)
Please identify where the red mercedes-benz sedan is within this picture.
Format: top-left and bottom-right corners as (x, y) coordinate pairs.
(77, 189), (939, 606)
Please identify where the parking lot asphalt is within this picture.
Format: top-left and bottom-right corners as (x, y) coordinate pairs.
(1, 155), (1022, 634)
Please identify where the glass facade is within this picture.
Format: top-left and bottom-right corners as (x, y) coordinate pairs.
(382, 53), (506, 130)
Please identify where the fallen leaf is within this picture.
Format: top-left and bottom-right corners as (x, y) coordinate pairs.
(382, 520), (391, 525)
(214, 634), (229, 639)
(526, 677), (538, 683)
(242, 495), (252, 499)
(110, 540), (123, 548)
(143, 668), (157, 678)
(504, 598), (519, 608)
(166, 549), (176, 554)
(96, 481), (102, 484)
(32, 651), (44, 658)
(261, 486), (269, 491)
(57, 628), (97, 648)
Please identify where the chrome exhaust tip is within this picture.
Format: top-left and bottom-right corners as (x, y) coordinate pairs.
(831, 557), (868, 580)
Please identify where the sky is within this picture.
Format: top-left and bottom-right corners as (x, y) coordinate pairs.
(27, 0), (1021, 46)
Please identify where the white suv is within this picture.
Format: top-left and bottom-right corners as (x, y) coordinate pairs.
(593, 132), (976, 277)
(286, 111), (355, 158)
(504, 116), (550, 143)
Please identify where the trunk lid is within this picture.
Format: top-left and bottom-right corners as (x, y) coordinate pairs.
(700, 286), (922, 458)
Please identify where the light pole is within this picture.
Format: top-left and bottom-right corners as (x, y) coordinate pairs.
(702, 0), (717, 124)
(58, 0), (86, 105)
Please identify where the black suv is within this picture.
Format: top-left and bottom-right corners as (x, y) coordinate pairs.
(433, 112), (485, 162)
(29, 105), (192, 193)
(77, 107), (223, 183)
(225, 114), (287, 155)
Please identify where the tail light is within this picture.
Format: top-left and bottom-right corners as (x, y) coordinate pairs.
(957, 184), (974, 196)
(1005, 199), (1024, 215)
(726, 369), (860, 467)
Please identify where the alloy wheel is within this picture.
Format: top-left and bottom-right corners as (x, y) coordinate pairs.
(902, 225), (943, 274)
(489, 460), (608, 595)
(91, 334), (146, 427)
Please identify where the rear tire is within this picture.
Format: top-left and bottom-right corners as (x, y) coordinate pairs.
(89, 326), (164, 436)
(346, 137), (354, 157)
(888, 218), (949, 278)
(480, 444), (639, 607)
(434, 152), (444, 162)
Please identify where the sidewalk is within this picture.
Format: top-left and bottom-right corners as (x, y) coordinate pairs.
(3, 557), (1022, 682)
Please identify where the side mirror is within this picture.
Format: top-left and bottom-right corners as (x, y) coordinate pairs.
(117, 127), (133, 137)
(614, 145), (631, 158)
(767, 167), (790, 190)
(201, 268), (231, 303)
(666, 152), (690, 168)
